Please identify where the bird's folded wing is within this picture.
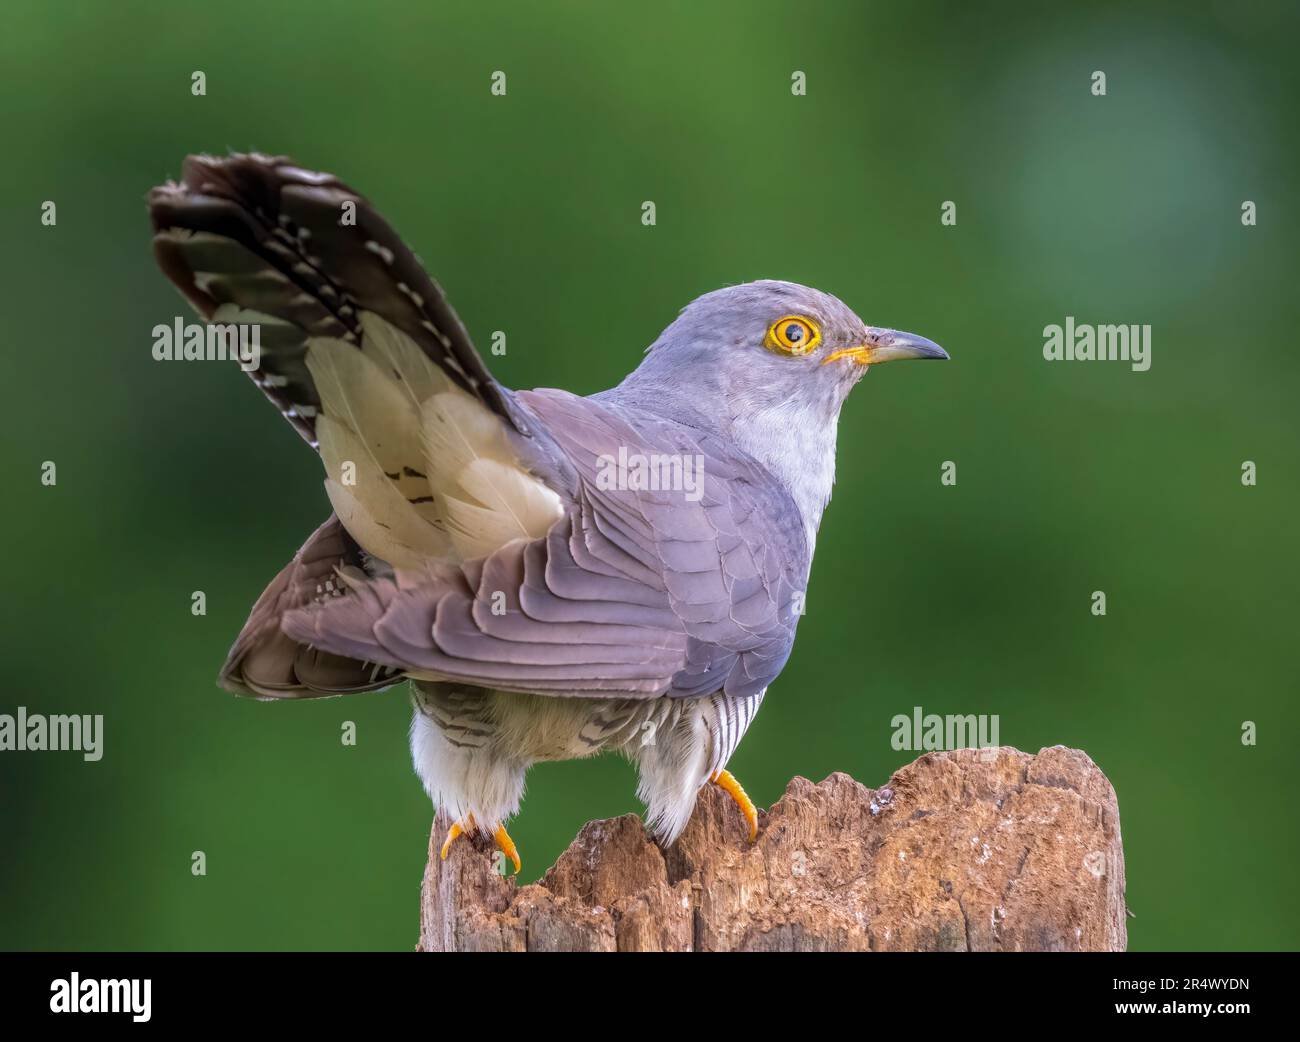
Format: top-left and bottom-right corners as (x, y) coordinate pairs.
(282, 391), (809, 700)
(283, 510), (688, 695)
(526, 389), (809, 699)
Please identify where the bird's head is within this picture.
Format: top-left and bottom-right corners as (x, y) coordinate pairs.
(606, 279), (949, 538)
(620, 279), (947, 428)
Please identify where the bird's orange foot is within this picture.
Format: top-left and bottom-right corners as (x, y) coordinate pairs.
(711, 769), (759, 842)
(492, 824), (521, 875)
(438, 819), (468, 861)
(439, 815), (522, 875)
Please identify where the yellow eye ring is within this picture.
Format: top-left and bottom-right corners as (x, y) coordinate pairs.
(765, 315), (821, 355)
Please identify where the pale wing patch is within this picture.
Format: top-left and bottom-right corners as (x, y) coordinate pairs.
(459, 458), (563, 529)
(317, 416), (449, 566)
(421, 392), (508, 472)
(306, 313), (563, 570)
(421, 393), (564, 559)
(442, 498), (534, 560)
(358, 310), (448, 408)
(306, 337), (436, 518)
(323, 479), (435, 573)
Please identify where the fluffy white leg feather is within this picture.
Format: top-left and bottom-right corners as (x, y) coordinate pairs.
(633, 702), (715, 845)
(409, 688), (529, 833)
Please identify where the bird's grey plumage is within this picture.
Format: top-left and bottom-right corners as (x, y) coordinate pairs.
(281, 387), (808, 701)
(148, 153), (947, 845)
(597, 280), (868, 545)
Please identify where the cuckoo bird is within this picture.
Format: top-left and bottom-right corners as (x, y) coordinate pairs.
(148, 153), (948, 873)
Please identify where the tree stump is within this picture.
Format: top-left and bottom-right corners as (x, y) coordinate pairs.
(418, 745), (1127, 952)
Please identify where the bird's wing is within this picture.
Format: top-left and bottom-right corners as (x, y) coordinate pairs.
(150, 153), (577, 696)
(527, 389), (809, 699)
(282, 390), (809, 700)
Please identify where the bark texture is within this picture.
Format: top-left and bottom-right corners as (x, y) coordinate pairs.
(418, 745), (1127, 952)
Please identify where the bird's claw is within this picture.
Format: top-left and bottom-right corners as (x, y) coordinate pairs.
(439, 814), (522, 875)
(712, 768), (759, 842)
(438, 820), (467, 861)
(492, 824), (522, 875)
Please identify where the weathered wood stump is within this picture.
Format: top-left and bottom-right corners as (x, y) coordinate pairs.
(418, 745), (1127, 951)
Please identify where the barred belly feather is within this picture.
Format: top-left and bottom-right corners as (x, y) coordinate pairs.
(410, 681), (764, 843)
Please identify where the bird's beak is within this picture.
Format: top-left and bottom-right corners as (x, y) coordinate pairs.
(822, 327), (950, 366)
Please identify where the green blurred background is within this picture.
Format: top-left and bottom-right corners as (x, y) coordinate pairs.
(2, 0), (1296, 951)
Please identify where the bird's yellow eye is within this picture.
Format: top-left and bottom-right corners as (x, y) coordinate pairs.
(764, 315), (821, 356)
